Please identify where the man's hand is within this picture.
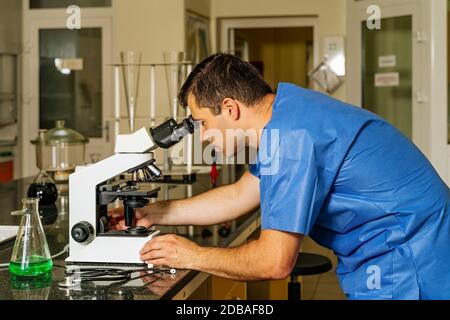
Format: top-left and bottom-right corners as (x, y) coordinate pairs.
(139, 234), (201, 270)
(108, 207), (153, 230)
(142, 230), (303, 281)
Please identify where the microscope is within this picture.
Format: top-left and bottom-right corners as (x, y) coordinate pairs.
(66, 116), (198, 266)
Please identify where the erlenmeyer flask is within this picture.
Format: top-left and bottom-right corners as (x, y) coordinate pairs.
(121, 51), (142, 133)
(28, 130), (58, 205)
(164, 51), (187, 120)
(9, 198), (53, 277)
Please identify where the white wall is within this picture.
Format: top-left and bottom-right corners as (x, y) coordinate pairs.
(0, 0), (22, 179)
(0, 0), (22, 53)
(114, 0), (185, 122)
(429, 0), (449, 185)
(114, 0), (211, 123)
(211, 0), (347, 101)
(114, 0), (189, 164)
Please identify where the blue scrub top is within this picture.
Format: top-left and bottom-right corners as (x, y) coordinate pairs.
(249, 83), (450, 300)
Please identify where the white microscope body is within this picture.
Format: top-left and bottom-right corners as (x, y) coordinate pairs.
(66, 117), (197, 265)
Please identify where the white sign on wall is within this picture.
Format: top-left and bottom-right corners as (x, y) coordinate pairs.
(378, 55), (397, 68)
(375, 72), (400, 87)
(323, 36), (346, 76)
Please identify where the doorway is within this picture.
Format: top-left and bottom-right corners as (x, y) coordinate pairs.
(219, 16), (318, 181)
(347, 0), (448, 184)
(220, 16), (319, 91)
(362, 15), (413, 139)
(347, 0), (428, 155)
(234, 27), (314, 91)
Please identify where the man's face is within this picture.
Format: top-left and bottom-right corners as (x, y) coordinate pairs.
(187, 94), (244, 157)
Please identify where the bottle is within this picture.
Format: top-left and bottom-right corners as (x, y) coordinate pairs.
(28, 130), (58, 205)
(27, 171), (58, 205)
(9, 198), (53, 277)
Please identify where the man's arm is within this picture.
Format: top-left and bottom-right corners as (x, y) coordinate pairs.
(140, 229), (303, 281)
(146, 171), (260, 226)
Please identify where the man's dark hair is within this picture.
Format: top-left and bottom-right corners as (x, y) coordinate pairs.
(179, 53), (274, 116)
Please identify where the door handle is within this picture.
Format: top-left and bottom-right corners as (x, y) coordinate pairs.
(104, 120), (110, 143)
(415, 91), (427, 104)
(95, 121), (110, 143)
(23, 93), (33, 105)
(415, 31), (427, 43)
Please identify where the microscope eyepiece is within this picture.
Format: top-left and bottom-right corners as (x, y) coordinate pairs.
(150, 115), (198, 149)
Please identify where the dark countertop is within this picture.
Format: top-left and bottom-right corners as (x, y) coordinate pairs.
(0, 166), (260, 300)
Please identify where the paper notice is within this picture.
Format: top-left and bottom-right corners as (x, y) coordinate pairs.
(378, 55), (397, 68)
(375, 72), (400, 87)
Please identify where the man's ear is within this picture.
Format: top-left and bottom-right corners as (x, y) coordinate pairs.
(221, 98), (240, 121)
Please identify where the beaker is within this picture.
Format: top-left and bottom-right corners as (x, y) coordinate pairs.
(120, 51), (142, 133)
(31, 122), (88, 184)
(9, 198), (53, 277)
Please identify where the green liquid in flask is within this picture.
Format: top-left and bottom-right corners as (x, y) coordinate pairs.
(9, 256), (53, 277)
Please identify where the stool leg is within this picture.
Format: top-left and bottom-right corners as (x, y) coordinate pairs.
(288, 275), (302, 300)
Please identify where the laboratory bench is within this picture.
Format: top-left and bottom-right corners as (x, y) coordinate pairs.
(0, 167), (268, 300)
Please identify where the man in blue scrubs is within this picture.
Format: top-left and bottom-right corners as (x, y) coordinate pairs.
(110, 53), (450, 300)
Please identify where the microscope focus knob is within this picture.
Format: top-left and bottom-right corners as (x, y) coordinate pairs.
(71, 222), (94, 244)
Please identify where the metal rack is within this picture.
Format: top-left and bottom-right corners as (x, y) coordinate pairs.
(110, 61), (195, 178)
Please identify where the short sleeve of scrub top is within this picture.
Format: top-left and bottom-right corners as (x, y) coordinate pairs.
(248, 84), (363, 235)
(249, 131), (337, 236)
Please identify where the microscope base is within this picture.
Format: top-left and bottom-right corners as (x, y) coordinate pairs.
(66, 230), (160, 265)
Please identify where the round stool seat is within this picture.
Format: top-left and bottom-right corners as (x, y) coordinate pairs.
(290, 253), (332, 277)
